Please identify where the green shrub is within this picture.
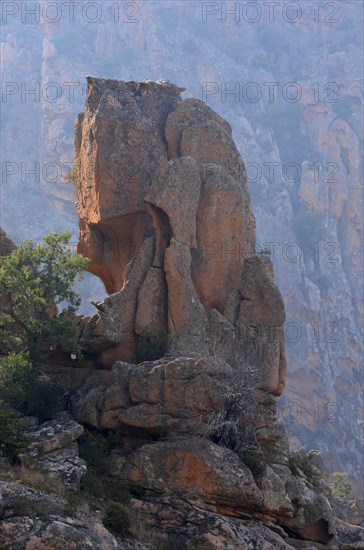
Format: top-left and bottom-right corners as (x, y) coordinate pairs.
(136, 332), (168, 363)
(0, 401), (27, 461)
(0, 353), (33, 409)
(78, 433), (110, 473)
(23, 380), (64, 423)
(103, 501), (131, 535)
(258, 246), (271, 256)
(128, 484), (146, 499)
(329, 472), (352, 498)
(288, 451), (321, 487)
(0, 352), (64, 422)
(81, 469), (132, 504)
(0, 231), (89, 362)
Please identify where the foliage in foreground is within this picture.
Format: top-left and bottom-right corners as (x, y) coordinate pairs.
(329, 471), (352, 498)
(103, 501), (132, 535)
(0, 231), (89, 362)
(0, 352), (64, 422)
(288, 450), (322, 487)
(0, 401), (27, 461)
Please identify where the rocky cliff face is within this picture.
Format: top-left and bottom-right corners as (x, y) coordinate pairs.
(62, 76), (340, 548)
(1, 0), (362, 493)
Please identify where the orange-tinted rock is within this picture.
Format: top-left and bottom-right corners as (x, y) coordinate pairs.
(75, 78), (286, 392)
(165, 97), (232, 159)
(107, 438), (263, 513)
(74, 78), (183, 294)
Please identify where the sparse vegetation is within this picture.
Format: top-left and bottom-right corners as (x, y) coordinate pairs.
(188, 366), (262, 460)
(329, 471), (352, 498)
(288, 450), (321, 487)
(258, 246), (271, 256)
(0, 401), (27, 461)
(103, 501), (131, 535)
(64, 165), (78, 185)
(2, 464), (65, 495)
(0, 353), (64, 423)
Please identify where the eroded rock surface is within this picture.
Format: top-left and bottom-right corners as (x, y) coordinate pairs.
(20, 414), (86, 490)
(74, 78), (284, 404)
(68, 78), (343, 548)
(0, 480), (147, 550)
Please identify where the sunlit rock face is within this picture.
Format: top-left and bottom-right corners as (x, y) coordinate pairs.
(74, 78), (285, 399)
(70, 83), (340, 545)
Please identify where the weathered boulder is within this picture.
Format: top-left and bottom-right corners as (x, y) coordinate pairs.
(74, 78), (183, 295)
(20, 415), (84, 458)
(36, 448), (87, 491)
(74, 78), (274, 384)
(107, 439), (263, 514)
(19, 414), (86, 490)
(69, 78), (339, 548)
(129, 495), (323, 550)
(334, 518), (364, 548)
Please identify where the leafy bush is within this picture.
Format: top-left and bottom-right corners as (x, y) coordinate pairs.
(329, 472), (352, 498)
(103, 501), (131, 535)
(136, 332), (168, 363)
(0, 401), (27, 461)
(258, 246), (271, 256)
(0, 352), (64, 422)
(78, 432), (110, 473)
(23, 380), (64, 423)
(0, 231), (89, 362)
(0, 353), (33, 408)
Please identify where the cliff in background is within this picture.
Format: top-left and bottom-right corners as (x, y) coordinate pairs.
(0, 0), (362, 493)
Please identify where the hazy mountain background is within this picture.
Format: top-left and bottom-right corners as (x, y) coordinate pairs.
(1, 0), (362, 494)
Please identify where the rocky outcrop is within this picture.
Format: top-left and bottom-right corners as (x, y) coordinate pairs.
(74, 79), (285, 401)
(20, 415), (86, 490)
(1, 2), (362, 488)
(0, 480), (148, 549)
(66, 78), (342, 548)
